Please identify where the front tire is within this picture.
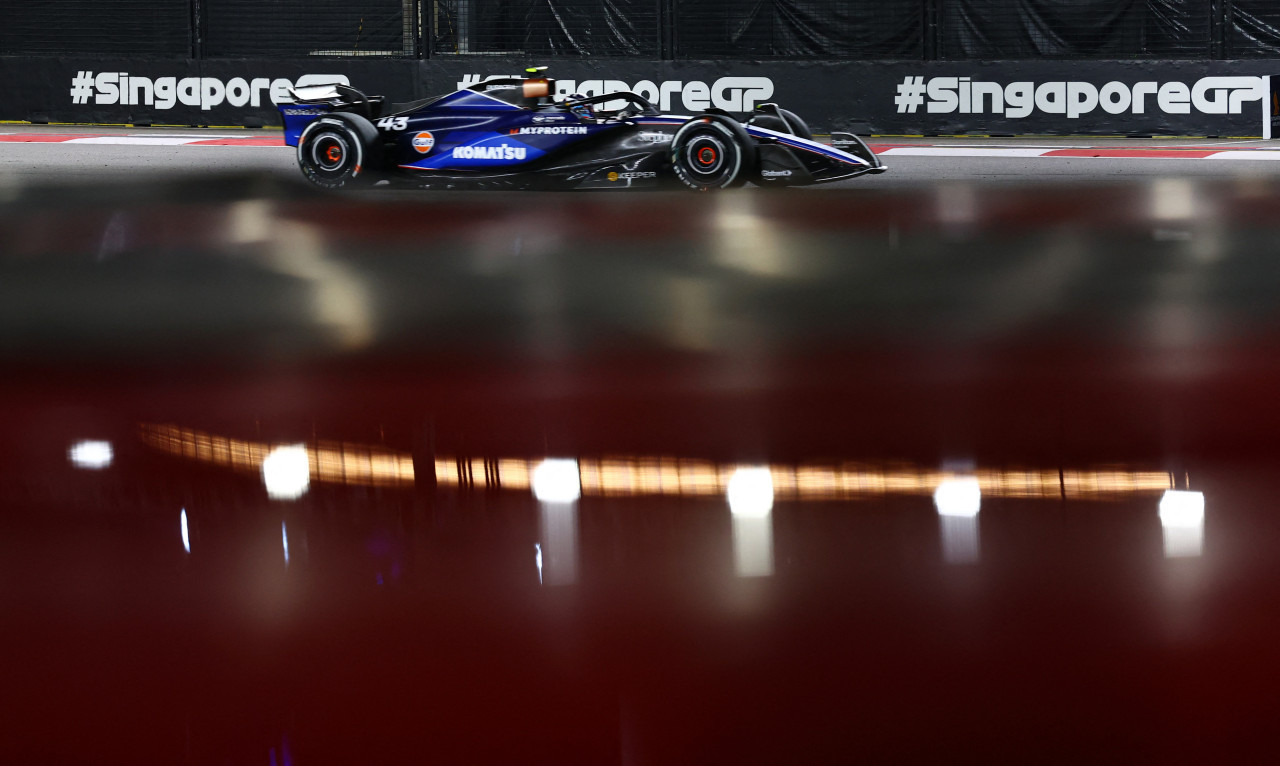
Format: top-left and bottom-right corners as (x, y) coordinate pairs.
(297, 116), (376, 190)
(670, 114), (756, 192)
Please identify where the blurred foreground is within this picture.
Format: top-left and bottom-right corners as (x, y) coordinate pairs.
(3, 175), (1280, 762)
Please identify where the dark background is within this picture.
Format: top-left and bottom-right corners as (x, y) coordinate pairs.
(8, 0), (1280, 60)
(3, 1), (1280, 134)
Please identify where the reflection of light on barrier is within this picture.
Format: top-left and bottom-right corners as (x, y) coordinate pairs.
(935, 477), (981, 564)
(436, 455), (1172, 502)
(1159, 490), (1205, 558)
(714, 195), (789, 278)
(538, 499), (578, 586)
(534, 459), (580, 586)
(232, 204), (375, 352)
(138, 424), (415, 488)
(180, 508), (190, 554)
(938, 183), (978, 225)
(728, 467), (774, 577)
(1151, 178), (1196, 221)
(263, 445), (311, 501)
(532, 458), (581, 503)
(282, 521), (290, 566)
(68, 440), (113, 470)
(934, 477), (981, 517)
(727, 466), (774, 518)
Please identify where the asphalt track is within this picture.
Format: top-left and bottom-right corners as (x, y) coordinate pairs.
(5, 125), (1280, 189)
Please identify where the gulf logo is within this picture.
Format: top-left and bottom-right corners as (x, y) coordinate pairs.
(411, 131), (435, 154)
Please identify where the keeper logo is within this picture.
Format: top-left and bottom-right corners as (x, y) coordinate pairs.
(895, 76), (1265, 118)
(69, 72), (349, 111)
(460, 74), (774, 113)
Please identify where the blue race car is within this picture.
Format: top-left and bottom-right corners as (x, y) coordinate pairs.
(279, 69), (886, 191)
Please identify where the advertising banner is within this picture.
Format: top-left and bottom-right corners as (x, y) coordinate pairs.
(420, 60), (1276, 137)
(2, 56), (1276, 136)
(0, 57), (416, 126)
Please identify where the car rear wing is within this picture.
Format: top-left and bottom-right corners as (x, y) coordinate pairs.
(282, 83), (384, 119)
(286, 83), (346, 104)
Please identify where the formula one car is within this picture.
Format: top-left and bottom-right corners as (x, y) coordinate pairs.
(278, 69), (885, 191)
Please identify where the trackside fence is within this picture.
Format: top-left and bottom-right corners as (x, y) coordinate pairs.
(7, 1), (1280, 61)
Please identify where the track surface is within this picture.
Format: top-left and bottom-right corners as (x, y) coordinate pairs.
(5, 125), (1280, 188)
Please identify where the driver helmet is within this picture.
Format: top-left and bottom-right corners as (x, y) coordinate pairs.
(567, 93), (594, 121)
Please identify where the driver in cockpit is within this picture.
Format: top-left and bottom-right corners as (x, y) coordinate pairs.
(566, 93), (594, 122)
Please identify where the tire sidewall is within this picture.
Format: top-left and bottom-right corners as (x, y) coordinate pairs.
(298, 117), (368, 189)
(671, 115), (754, 192)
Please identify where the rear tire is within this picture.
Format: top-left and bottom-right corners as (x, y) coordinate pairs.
(671, 114), (756, 192)
(297, 115), (377, 190)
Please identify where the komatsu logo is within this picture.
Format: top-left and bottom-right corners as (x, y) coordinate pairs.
(895, 75), (1265, 118)
(516, 126), (588, 135)
(452, 144), (528, 160)
(460, 75), (774, 112)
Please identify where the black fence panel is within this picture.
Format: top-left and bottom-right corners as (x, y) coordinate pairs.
(940, 0), (1212, 59)
(673, 0), (922, 59)
(429, 0), (660, 56)
(0, 0), (191, 56)
(2, 0), (1278, 62)
(204, 0), (413, 57)
(1229, 1), (1280, 56)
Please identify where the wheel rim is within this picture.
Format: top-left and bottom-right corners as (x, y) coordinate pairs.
(310, 133), (351, 173)
(677, 127), (737, 187)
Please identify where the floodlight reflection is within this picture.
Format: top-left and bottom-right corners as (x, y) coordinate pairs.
(534, 459), (580, 586)
(729, 467), (775, 577)
(935, 477), (981, 564)
(262, 445), (310, 501)
(68, 440), (113, 470)
(1159, 490), (1205, 558)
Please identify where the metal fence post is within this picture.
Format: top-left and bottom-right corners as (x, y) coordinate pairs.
(659, 0), (675, 60)
(421, 0), (431, 58)
(923, 0), (939, 60)
(190, 0), (203, 59)
(1212, 0), (1225, 58)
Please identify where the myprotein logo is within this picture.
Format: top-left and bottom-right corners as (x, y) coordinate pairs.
(515, 126), (588, 135)
(460, 74), (774, 113)
(895, 76), (1265, 118)
(69, 72), (349, 111)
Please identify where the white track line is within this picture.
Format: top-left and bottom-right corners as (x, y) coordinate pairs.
(65, 137), (211, 145)
(1205, 151), (1280, 160)
(878, 147), (1054, 157)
